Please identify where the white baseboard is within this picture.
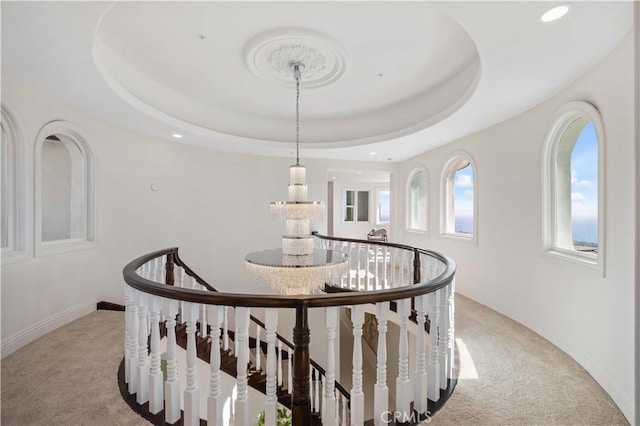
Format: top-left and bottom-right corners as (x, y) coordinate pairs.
(1, 299), (97, 358)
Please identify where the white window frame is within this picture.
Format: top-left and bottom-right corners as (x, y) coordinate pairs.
(1, 106), (28, 264)
(541, 101), (605, 273)
(440, 151), (478, 244)
(406, 167), (428, 233)
(343, 189), (370, 223)
(34, 121), (97, 257)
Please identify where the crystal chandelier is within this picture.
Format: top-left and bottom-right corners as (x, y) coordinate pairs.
(245, 61), (348, 295)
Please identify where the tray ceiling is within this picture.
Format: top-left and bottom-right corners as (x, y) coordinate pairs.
(1, 1), (633, 161)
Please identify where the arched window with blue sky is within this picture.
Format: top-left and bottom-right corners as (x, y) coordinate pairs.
(441, 153), (476, 241)
(542, 101), (604, 268)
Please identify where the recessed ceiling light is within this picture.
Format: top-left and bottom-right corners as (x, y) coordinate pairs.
(332, 176), (337, 180)
(541, 4), (570, 23)
(357, 171), (363, 175)
(172, 133), (183, 138)
(370, 152), (377, 156)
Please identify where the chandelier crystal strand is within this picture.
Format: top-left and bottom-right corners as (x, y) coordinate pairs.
(295, 64), (300, 166)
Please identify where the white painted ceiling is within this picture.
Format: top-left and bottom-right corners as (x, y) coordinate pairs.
(1, 1), (633, 162)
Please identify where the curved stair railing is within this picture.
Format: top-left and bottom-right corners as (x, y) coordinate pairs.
(122, 234), (456, 425)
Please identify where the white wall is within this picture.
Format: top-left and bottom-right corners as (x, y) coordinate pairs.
(0, 77), (397, 359)
(394, 33), (636, 422)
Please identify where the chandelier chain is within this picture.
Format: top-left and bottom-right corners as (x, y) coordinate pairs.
(295, 71), (300, 165)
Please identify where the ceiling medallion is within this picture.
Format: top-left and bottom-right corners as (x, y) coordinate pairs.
(267, 45), (327, 81)
(244, 29), (346, 88)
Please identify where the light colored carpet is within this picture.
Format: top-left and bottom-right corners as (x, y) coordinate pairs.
(1, 295), (628, 425)
(1, 311), (146, 426)
(429, 295), (628, 426)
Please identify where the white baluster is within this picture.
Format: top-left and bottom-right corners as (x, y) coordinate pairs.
(264, 309), (279, 425)
(138, 263), (145, 280)
(383, 246), (389, 288)
(374, 301), (389, 426)
(395, 298), (412, 418)
(123, 284), (132, 387)
(277, 340), (283, 387)
(439, 285), (452, 390)
(234, 307), (250, 426)
(183, 301), (199, 426)
(223, 306), (229, 351)
(390, 248), (397, 288)
(344, 242), (349, 289)
(201, 303), (208, 340)
(351, 304), (364, 426)
(428, 256), (435, 281)
(141, 261), (148, 279)
(148, 257), (155, 281)
(208, 305), (224, 426)
(341, 242), (348, 288)
(234, 326), (238, 355)
(448, 279), (456, 381)
(323, 306), (338, 425)
(309, 369), (314, 412)
(163, 298), (181, 424)
(128, 288), (139, 393)
(178, 267), (185, 323)
(153, 257), (161, 283)
(341, 395), (348, 426)
(314, 370), (320, 413)
(287, 349), (293, 394)
(402, 250), (408, 286)
(148, 296), (163, 414)
(349, 243), (355, 289)
(375, 245), (381, 290)
(356, 243), (362, 291)
(255, 323), (261, 372)
(414, 295), (428, 413)
(136, 292), (149, 404)
(427, 291), (440, 401)
(366, 245), (371, 291)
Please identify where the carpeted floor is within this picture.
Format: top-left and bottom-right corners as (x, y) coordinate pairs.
(1, 295), (629, 425)
(1, 310), (145, 425)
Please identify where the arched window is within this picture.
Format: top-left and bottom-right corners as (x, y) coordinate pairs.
(441, 152), (476, 241)
(35, 121), (95, 255)
(0, 106), (28, 264)
(1, 106), (25, 261)
(407, 168), (428, 232)
(542, 101), (604, 267)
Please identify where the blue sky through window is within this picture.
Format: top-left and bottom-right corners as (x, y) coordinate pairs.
(570, 121), (598, 245)
(378, 190), (390, 222)
(454, 164), (473, 234)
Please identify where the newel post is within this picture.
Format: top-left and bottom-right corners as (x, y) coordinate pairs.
(413, 248), (421, 284)
(292, 302), (311, 425)
(166, 252), (175, 286)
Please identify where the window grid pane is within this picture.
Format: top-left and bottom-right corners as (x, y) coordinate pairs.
(453, 164), (473, 235)
(409, 171), (427, 231)
(357, 191), (369, 222)
(378, 190), (390, 223)
(569, 120), (598, 253)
